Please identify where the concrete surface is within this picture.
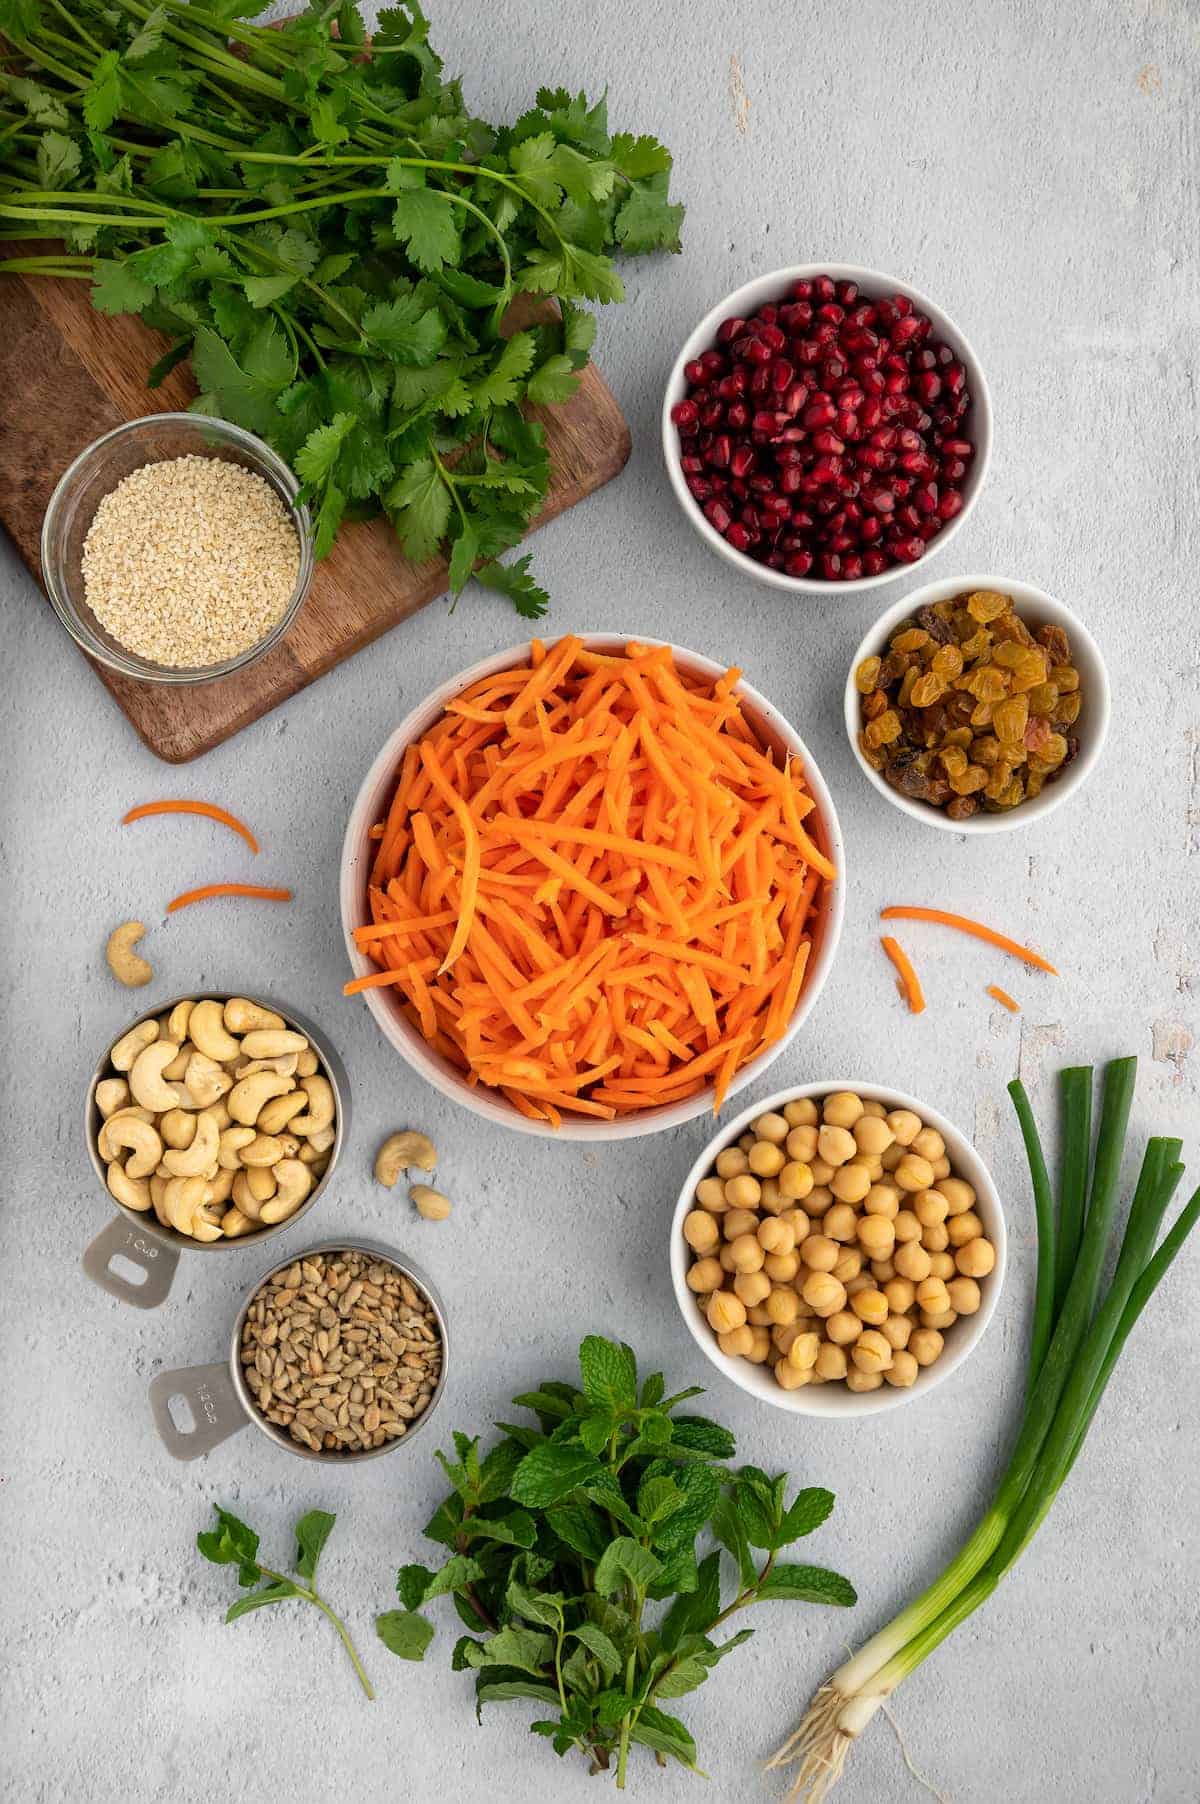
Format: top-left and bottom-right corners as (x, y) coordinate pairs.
(2, 2), (1198, 1801)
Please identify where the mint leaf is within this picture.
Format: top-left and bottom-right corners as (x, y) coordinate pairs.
(460, 1509), (535, 1551)
(226, 1579), (299, 1621)
(776, 1487), (836, 1547)
(593, 1538), (661, 1599)
(397, 1563), (436, 1611)
(197, 1507), (261, 1585)
(294, 1510), (335, 1583)
(669, 1416), (737, 1460)
(470, 1625), (553, 1674)
(755, 1564), (857, 1607)
(422, 1554), (485, 1603)
(712, 1495), (755, 1590)
(509, 1442), (605, 1509)
(567, 1623), (621, 1680)
(376, 1609), (435, 1660)
(629, 1705), (702, 1772)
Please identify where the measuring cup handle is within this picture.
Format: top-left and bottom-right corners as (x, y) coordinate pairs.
(81, 1214), (178, 1309)
(149, 1362), (247, 1462)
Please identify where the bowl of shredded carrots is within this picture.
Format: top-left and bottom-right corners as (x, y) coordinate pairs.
(340, 636), (844, 1138)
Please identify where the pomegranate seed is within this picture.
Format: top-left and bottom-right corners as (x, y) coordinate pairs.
(762, 493), (791, 516)
(826, 532), (853, 553)
(915, 370), (941, 403)
(687, 475), (712, 500)
(680, 454), (704, 474)
(716, 315), (747, 345)
(725, 522), (751, 551)
(791, 279), (814, 299)
(707, 435), (732, 469)
(892, 477), (912, 499)
(699, 400), (722, 428)
(683, 359), (706, 386)
(785, 550), (814, 577)
(836, 280), (859, 306)
(944, 361), (967, 395)
(727, 401), (749, 430)
(812, 429), (845, 455)
(859, 398), (884, 432)
(913, 481), (939, 514)
(941, 437), (974, 458)
(811, 455), (842, 481)
(813, 275), (836, 302)
(671, 399), (699, 429)
(857, 446), (889, 472)
(937, 487), (964, 521)
(704, 497), (732, 531)
(822, 357), (848, 384)
(841, 553), (864, 580)
(759, 323), (787, 352)
(730, 443), (755, 478)
(861, 369), (887, 395)
(779, 465), (803, 494)
(860, 516), (882, 543)
(730, 478), (748, 501)
(820, 552), (843, 579)
(889, 534), (926, 562)
(836, 409), (860, 440)
(803, 398), (837, 429)
(699, 349), (724, 375)
(816, 302), (844, 325)
(941, 456), (967, 484)
(867, 487), (896, 513)
(758, 303), (778, 324)
(896, 504), (922, 531)
(749, 364), (772, 397)
(863, 549), (889, 575)
(771, 358), (795, 392)
(898, 449), (935, 476)
(918, 518), (942, 541)
(780, 301), (813, 330)
(782, 382), (809, 415)
(813, 322), (839, 350)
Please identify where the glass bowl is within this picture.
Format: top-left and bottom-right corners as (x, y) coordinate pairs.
(40, 412), (314, 684)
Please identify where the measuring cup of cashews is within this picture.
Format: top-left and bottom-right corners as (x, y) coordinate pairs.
(82, 993), (350, 1308)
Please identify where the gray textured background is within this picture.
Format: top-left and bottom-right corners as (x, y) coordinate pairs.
(2, 2), (1198, 1800)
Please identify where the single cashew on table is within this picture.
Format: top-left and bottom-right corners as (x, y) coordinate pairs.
(93, 997), (338, 1242)
(106, 921), (153, 988)
(373, 1131), (451, 1222)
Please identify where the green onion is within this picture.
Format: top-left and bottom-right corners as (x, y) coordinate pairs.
(766, 1058), (1197, 1804)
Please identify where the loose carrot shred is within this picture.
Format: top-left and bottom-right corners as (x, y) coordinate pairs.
(881, 935), (926, 1015)
(166, 882), (290, 913)
(123, 799), (259, 855)
(880, 906), (1058, 975)
(987, 984), (1021, 1013)
(346, 640), (837, 1122)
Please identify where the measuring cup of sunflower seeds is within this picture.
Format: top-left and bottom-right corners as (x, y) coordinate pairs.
(148, 1240), (448, 1463)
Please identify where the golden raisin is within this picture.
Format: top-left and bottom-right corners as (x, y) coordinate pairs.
(1036, 623), (1071, 665)
(965, 666), (1009, 702)
(898, 666), (920, 707)
(855, 655), (882, 694)
(1054, 691), (1082, 727)
(992, 696), (1029, 744)
(858, 731), (886, 771)
(930, 643), (964, 680)
(1051, 664), (1080, 693)
(1009, 650), (1048, 694)
(948, 763), (989, 796)
(892, 627), (931, 653)
(1026, 682), (1059, 715)
(965, 590), (1009, 623)
(864, 710), (902, 749)
(939, 745), (968, 778)
(909, 672), (946, 707)
(972, 735), (1003, 767)
(862, 688), (888, 720)
(959, 629), (992, 661)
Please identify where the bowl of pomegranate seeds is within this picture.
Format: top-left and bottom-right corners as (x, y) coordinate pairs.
(843, 574), (1110, 832)
(662, 265), (993, 592)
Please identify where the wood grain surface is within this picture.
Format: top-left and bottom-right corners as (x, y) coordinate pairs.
(0, 271), (631, 763)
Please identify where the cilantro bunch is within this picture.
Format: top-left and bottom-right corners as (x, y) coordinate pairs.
(376, 1336), (855, 1788)
(0, 0), (685, 616)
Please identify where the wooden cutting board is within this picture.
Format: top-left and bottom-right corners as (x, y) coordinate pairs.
(0, 272), (631, 763)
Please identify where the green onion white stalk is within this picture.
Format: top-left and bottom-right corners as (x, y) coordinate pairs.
(767, 1056), (1198, 1801)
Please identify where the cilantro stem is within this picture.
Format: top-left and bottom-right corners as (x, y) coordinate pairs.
(254, 1564), (375, 1701)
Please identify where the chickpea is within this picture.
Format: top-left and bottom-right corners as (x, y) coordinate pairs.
(920, 1308), (958, 1331)
(956, 1237), (996, 1279)
(885, 1349), (919, 1388)
(886, 1108), (921, 1146)
(734, 1269), (772, 1308)
(684, 1210), (720, 1255)
(786, 1124), (819, 1163)
(922, 1222), (950, 1253)
(809, 1159), (836, 1186)
(893, 1209), (922, 1244)
(940, 1177), (976, 1215)
(884, 1276), (916, 1314)
(765, 1286), (801, 1326)
(845, 1273), (874, 1299)
(916, 1276), (950, 1315)
(774, 1358), (812, 1391)
(752, 1111), (790, 1145)
(719, 1243), (739, 1273)
(911, 1126), (945, 1163)
(824, 1202), (860, 1243)
(825, 1309), (863, 1346)
(686, 1257), (723, 1294)
(724, 1174), (762, 1211)
(783, 1097), (818, 1128)
(800, 1234), (838, 1273)
(747, 1301), (774, 1327)
(815, 1341), (849, 1381)
(908, 1327), (944, 1366)
(870, 1257), (896, 1283)
(863, 1183), (900, 1219)
(779, 1160), (814, 1201)
(832, 1246), (863, 1284)
(947, 1209), (983, 1248)
(707, 1290), (747, 1334)
(749, 1140), (785, 1178)
(857, 1215), (895, 1261)
(781, 1208), (811, 1245)
(803, 1185), (833, 1217)
(853, 1114), (894, 1158)
(801, 1272), (846, 1317)
(763, 1250), (801, 1283)
(729, 1233), (765, 1274)
(881, 1313), (913, 1352)
(817, 1124), (857, 1167)
(913, 1188), (949, 1227)
(745, 1326), (772, 1364)
(858, 1155), (885, 1183)
(947, 1276), (982, 1315)
(718, 1325), (754, 1358)
(931, 1157), (951, 1181)
(696, 1176), (729, 1212)
(895, 1153), (935, 1192)
(852, 1329), (893, 1374)
(787, 1330), (821, 1371)
(894, 1240), (932, 1283)
(928, 1251), (956, 1281)
(738, 1133), (756, 1153)
(861, 1098), (887, 1118)
(830, 1161), (872, 1205)
(772, 1321), (804, 1356)
(879, 1143), (905, 1172)
(848, 1286), (887, 1327)
(757, 1217), (795, 1257)
(759, 1177), (787, 1215)
(823, 1091), (865, 1129)
(716, 1146), (749, 1180)
(846, 1368), (884, 1393)
(723, 1206), (760, 1241)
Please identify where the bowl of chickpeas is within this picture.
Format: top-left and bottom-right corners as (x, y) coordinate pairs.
(670, 1082), (1006, 1415)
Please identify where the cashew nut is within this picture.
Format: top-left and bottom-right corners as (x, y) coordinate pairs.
(231, 1168), (270, 1219)
(295, 1047), (319, 1077)
(97, 1105), (155, 1162)
(218, 1126), (256, 1170)
(290, 1076), (335, 1138)
(235, 1054), (298, 1079)
(209, 1100), (232, 1132)
(101, 1115), (163, 1180)
(206, 1167), (235, 1206)
(167, 998), (194, 1042)
(374, 1130), (437, 1187)
(245, 1165), (277, 1202)
(107, 1159), (152, 1213)
(110, 1018), (158, 1072)
(106, 921), (153, 988)
(238, 1028), (308, 1060)
(239, 1134), (285, 1168)
(228, 1069), (293, 1126)
(186, 999), (240, 1063)
(189, 1207), (223, 1244)
(163, 1175), (207, 1235)
(159, 1108), (197, 1151)
(95, 1077), (130, 1120)
(161, 1042), (194, 1082)
(411, 1183), (451, 1221)
(257, 1090), (307, 1135)
(162, 1108), (221, 1178)
(180, 1050), (233, 1110)
(223, 997), (284, 1035)
(129, 1040), (183, 1111)
(258, 1159), (312, 1224)
(220, 1205), (256, 1239)
(149, 1174), (170, 1227)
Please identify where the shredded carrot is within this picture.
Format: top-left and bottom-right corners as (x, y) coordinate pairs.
(123, 799), (259, 854)
(880, 906), (1058, 975)
(345, 640), (836, 1122)
(166, 882), (291, 913)
(880, 935), (925, 1014)
(987, 984), (1021, 1013)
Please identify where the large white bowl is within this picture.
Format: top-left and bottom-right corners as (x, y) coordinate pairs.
(843, 574), (1111, 834)
(340, 636), (845, 1141)
(661, 263), (993, 597)
(669, 1080), (1007, 1417)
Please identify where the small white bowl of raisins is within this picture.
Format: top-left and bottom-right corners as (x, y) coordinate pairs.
(843, 574), (1110, 832)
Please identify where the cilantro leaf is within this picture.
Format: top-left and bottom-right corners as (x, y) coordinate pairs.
(362, 294), (446, 365)
(615, 174), (685, 254)
(386, 455), (451, 561)
(526, 354), (580, 406)
(391, 185), (460, 272)
(91, 259), (155, 317)
(36, 131), (81, 190)
(474, 554), (549, 619)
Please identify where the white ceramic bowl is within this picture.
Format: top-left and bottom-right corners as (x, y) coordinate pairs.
(670, 1081), (1007, 1417)
(662, 263), (993, 597)
(340, 636), (845, 1141)
(844, 574), (1110, 833)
